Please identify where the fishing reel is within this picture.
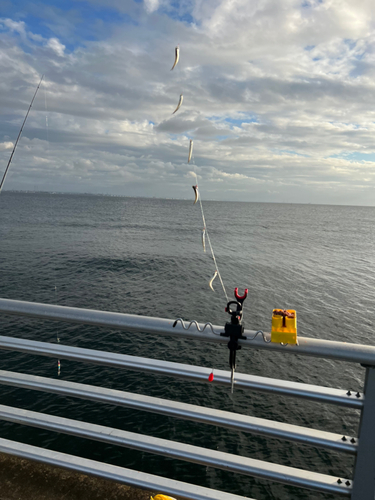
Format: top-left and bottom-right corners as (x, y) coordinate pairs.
(221, 288), (248, 392)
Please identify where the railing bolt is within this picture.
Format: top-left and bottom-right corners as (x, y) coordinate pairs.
(345, 480), (351, 486)
(342, 436), (347, 441)
(346, 390), (352, 396)
(350, 438), (356, 444)
(356, 392), (361, 398)
(337, 478), (342, 484)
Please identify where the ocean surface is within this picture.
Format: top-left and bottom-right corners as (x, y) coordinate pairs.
(0, 191), (374, 500)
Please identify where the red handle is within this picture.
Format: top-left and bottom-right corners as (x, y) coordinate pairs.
(234, 288), (248, 301)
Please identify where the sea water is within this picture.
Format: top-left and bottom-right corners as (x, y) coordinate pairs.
(0, 192), (374, 500)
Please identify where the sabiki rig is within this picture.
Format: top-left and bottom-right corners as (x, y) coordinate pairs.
(170, 45), (298, 393)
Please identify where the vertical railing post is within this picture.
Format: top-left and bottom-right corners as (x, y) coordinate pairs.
(351, 366), (375, 499)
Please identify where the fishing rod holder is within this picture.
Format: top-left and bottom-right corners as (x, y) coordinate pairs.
(221, 288), (248, 371)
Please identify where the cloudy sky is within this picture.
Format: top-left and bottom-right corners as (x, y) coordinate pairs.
(1, 0), (375, 204)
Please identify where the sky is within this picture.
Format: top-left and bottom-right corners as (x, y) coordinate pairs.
(1, 0), (375, 204)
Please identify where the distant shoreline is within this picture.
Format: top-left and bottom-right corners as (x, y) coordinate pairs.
(1, 190), (373, 207)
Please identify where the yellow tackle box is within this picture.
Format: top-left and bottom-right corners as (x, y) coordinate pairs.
(271, 309), (298, 345)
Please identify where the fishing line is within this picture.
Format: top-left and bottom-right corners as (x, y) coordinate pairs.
(44, 80), (61, 376)
(191, 156), (229, 303)
(170, 47), (228, 302)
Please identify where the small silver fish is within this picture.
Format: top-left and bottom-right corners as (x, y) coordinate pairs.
(172, 94), (183, 114)
(171, 46), (179, 71)
(202, 228), (206, 252)
(192, 184), (199, 204)
(209, 270), (218, 291)
(188, 139), (193, 163)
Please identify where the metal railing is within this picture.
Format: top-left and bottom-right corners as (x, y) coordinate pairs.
(0, 297), (374, 499)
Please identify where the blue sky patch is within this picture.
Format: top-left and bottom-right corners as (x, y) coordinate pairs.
(301, 0), (322, 8)
(331, 152), (375, 162)
(224, 116), (258, 126)
(159, 3), (195, 25)
(354, 52), (365, 61)
(1, 0), (137, 52)
(207, 114), (258, 130)
(344, 39), (357, 50)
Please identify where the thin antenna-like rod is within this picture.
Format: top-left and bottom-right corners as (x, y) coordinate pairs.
(0, 75), (44, 193)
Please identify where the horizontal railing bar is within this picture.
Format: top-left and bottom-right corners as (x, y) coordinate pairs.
(0, 438), (255, 500)
(0, 371), (358, 454)
(0, 336), (364, 409)
(0, 405), (352, 495)
(0, 298), (375, 365)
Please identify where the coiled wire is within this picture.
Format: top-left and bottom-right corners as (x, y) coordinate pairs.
(173, 318), (222, 336)
(173, 319), (272, 343)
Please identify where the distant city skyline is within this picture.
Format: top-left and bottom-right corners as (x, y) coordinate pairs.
(1, 1), (375, 205)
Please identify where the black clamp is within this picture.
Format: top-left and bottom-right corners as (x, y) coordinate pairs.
(221, 288), (248, 392)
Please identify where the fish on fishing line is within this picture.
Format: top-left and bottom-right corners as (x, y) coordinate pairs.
(171, 46), (179, 70)
(192, 184), (199, 204)
(188, 139), (193, 163)
(209, 270), (218, 292)
(172, 94), (183, 114)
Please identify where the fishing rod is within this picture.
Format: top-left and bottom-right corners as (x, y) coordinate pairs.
(0, 75), (44, 193)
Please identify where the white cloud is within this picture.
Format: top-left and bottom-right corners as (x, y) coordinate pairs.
(1, 1), (375, 203)
(0, 19), (27, 37)
(0, 142), (13, 151)
(46, 38), (65, 57)
(144, 0), (160, 13)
